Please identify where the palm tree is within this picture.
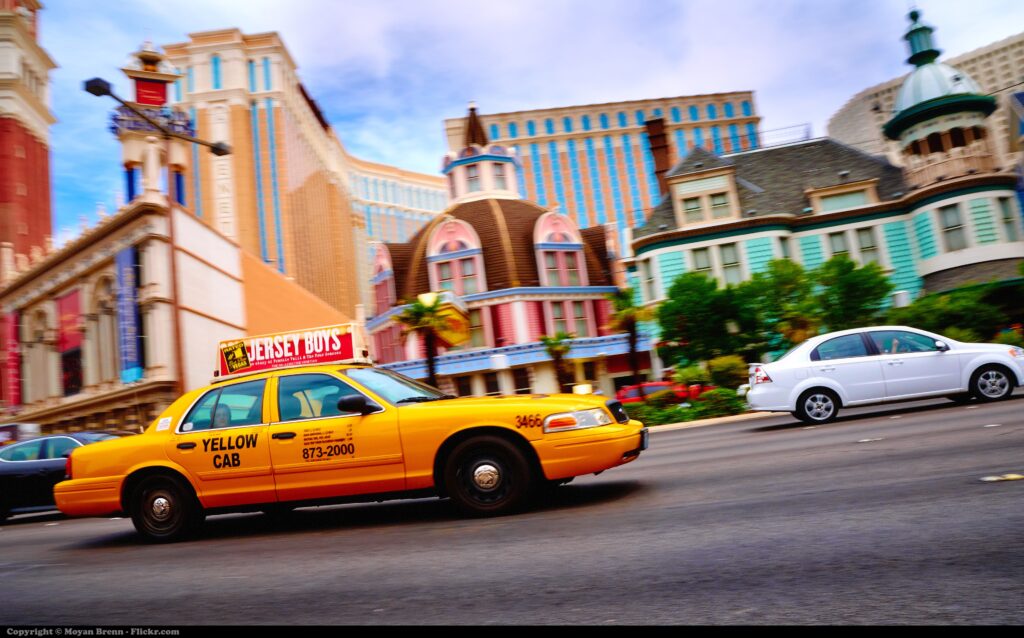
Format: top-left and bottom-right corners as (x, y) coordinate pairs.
(395, 294), (449, 388)
(540, 331), (574, 393)
(607, 287), (654, 386)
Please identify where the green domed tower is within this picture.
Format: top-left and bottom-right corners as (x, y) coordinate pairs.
(883, 10), (1000, 189)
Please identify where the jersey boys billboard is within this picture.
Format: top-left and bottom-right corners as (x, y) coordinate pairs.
(218, 324), (357, 376)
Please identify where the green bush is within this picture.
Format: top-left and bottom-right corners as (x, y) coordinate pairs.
(941, 326), (980, 344)
(645, 388), (686, 408)
(624, 402), (697, 426)
(993, 330), (1024, 347)
(693, 388), (747, 419)
(707, 355), (749, 389)
(888, 287), (1006, 339)
(674, 364), (710, 386)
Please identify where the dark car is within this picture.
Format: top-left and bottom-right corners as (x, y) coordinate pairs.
(615, 381), (690, 404)
(0, 432), (129, 522)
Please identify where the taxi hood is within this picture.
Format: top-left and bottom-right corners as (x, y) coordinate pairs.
(437, 393), (614, 414)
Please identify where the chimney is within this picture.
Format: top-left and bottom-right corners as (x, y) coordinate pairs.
(645, 118), (671, 197)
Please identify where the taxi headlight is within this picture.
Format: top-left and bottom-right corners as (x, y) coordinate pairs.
(543, 408), (613, 433)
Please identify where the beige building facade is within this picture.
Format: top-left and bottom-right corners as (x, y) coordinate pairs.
(163, 29), (447, 316)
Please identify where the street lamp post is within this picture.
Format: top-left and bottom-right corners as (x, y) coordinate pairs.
(84, 76), (230, 395)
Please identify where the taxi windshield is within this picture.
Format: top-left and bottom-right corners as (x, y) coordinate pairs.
(342, 368), (451, 405)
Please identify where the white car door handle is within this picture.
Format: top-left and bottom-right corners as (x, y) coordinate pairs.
(818, 366), (836, 372)
(887, 360), (904, 366)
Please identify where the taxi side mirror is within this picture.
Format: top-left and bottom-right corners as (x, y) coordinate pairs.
(337, 394), (375, 416)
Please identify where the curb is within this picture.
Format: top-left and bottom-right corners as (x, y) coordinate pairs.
(647, 411), (776, 433)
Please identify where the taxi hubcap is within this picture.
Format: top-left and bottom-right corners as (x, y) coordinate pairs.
(472, 464), (501, 491)
(151, 496), (172, 521)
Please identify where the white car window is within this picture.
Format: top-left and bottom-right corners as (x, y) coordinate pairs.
(812, 334), (870, 361)
(869, 331), (939, 354)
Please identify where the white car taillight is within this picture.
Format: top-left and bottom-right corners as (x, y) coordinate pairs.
(752, 366), (773, 384)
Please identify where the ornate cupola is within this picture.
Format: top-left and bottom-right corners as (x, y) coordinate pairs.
(110, 41), (194, 205)
(883, 10), (999, 188)
(441, 102), (521, 203)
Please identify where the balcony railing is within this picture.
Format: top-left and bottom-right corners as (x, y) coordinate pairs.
(905, 147), (998, 189)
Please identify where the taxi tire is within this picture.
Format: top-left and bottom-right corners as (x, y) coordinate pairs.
(129, 475), (203, 543)
(443, 435), (535, 517)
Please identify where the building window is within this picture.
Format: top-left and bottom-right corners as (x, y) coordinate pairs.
(693, 247), (712, 274)
(526, 120), (536, 136)
(552, 302), (568, 335)
(545, 119), (555, 134)
(563, 117), (573, 133)
(438, 262), (454, 291)
(493, 163), (507, 190)
(641, 259), (656, 301)
(683, 197), (703, 223)
(466, 164), (480, 192)
(617, 112), (628, 128)
(513, 368), (531, 394)
(671, 106), (681, 123)
(469, 308), (485, 347)
(939, 204), (967, 252)
(857, 228), (879, 264)
(710, 193), (730, 219)
(565, 252), (580, 286)
(707, 104), (717, 120)
(455, 376), (473, 397)
(779, 236), (791, 259)
(573, 301), (588, 336)
(484, 372), (501, 396)
(724, 103), (735, 118)
(829, 231), (849, 257)
(820, 190), (868, 212)
(720, 243), (742, 285)
(508, 122), (518, 138)
(461, 258), (478, 294)
(599, 113), (610, 129)
(544, 252), (560, 285)
(581, 115), (591, 131)
(741, 100), (752, 116)
(999, 198), (1019, 242)
(211, 54), (222, 90)
(489, 124), (500, 140)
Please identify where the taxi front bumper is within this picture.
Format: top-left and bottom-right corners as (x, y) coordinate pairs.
(533, 420), (648, 481)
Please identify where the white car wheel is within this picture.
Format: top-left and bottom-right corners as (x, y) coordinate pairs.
(795, 389), (840, 424)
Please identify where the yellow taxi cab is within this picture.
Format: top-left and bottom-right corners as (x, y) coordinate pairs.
(55, 353), (647, 542)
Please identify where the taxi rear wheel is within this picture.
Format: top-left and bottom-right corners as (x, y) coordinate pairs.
(444, 436), (535, 516)
(130, 475), (203, 542)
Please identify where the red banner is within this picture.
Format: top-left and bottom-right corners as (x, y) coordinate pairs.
(218, 324), (356, 376)
(4, 312), (19, 409)
(56, 290), (82, 352)
(135, 79), (167, 106)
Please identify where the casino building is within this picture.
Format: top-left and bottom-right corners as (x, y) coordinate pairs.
(443, 92), (762, 257)
(628, 11), (1024, 314)
(368, 105), (655, 396)
(161, 29), (448, 316)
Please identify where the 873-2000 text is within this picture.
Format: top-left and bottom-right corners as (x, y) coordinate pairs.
(302, 444), (355, 460)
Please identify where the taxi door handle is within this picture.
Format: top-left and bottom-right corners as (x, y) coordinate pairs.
(177, 442), (196, 450)
(272, 432), (296, 440)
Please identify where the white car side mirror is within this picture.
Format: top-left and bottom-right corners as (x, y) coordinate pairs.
(935, 340), (950, 352)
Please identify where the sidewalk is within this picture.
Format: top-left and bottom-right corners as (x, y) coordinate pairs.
(647, 410), (776, 433)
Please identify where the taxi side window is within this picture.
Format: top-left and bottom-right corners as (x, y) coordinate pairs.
(182, 380), (267, 432)
(278, 374), (363, 422)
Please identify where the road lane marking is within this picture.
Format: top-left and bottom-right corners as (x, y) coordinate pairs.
(890, 416), (902, 419)
(980, 473), (1024, 482)
(983, 424), (1002, 428)
(857, 438), (884, 443)
(966, 406), (979, 409)
(803, 426), (816, 430)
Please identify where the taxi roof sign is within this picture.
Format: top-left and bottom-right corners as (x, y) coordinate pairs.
(216, 323), (369, 378)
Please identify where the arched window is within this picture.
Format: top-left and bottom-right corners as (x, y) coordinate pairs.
(427, 219), (486, 297)
(927, 132), (944, 154)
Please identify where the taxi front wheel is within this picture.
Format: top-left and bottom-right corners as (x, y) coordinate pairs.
(130, 475), (204, 542)
(444, 436), (535, 516)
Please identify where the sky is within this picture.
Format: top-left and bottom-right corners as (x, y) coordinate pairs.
(39, 0), (1024, 245)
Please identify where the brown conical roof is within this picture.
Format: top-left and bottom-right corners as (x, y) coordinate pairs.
(463, 102), (489, 147)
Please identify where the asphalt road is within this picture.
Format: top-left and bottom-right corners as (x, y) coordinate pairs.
(2, 394), (1023, 626)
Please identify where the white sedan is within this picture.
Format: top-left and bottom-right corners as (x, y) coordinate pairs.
(746, 326), (1024, 424)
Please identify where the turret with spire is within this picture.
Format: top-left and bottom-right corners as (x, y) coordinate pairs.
(441, 102), (521, 203)
(883, 10), (999, 189)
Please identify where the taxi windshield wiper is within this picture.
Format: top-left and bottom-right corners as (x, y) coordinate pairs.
(393, 395), (458, 403)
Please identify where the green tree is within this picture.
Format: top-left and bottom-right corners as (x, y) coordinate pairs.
(540, 331), (574, 393)
(813, 255), (894, 331)
(395, 294), (449, 388)
(607, 287), (654, 386)
(887, 285), (1006, 339)
(657, 273), (738, 364)
(735, 259), (821, 351)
